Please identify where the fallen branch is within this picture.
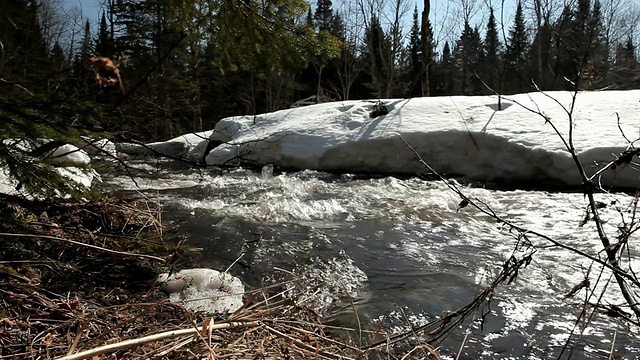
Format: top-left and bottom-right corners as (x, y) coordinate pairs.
(0, 232), (165, 263)
(56, 320), (260, 360)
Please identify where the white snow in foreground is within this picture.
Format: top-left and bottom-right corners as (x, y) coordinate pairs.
(0, 167), (19, 196)
(157, 268), (245, 314)
(44, 144), (91, 165)
(200, 90), (640, 188)
(43, 144), (100, 190)
(0, 143), (98, 197)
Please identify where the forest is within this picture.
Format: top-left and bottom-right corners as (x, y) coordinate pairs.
(1, 0), (639, 143)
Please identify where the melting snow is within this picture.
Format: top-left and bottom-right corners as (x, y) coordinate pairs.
(199, 90), (640, 188)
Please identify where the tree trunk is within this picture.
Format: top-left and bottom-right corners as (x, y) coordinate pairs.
(317, 65), (324, 102)
(421, 0), (431, 97)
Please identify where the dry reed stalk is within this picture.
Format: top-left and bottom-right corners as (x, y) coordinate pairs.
(56, 320), (259, 360)
(0, 232), (165, 262)
(264, 324), (352, 360)
(400, 344), (442, 360)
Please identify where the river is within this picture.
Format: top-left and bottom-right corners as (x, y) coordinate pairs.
(101, 160), (640, 359)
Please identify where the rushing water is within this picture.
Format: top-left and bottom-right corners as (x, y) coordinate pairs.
(101, 160), (640, 359)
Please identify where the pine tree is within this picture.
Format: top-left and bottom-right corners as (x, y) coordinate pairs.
(314, 0), (334, 32)
(330, 13), (345, 40)
(583, 0), (608, 89)
(306, 8), (313, 27)
(79, 20), (92, 60)
(453, 22), (482, 95)
(49, 41), (66, 71)
(364, 15), (391, 97)
(408, 6), (422, 97)
(504, 1), (529, 93)
(480, 7), (503, 94)
(553, 0), (607, 89)
(95, 12), (115, 57)
(438, 41), (454, 95)
(0, 0), (50, 83)
(529, 20), (552, 89)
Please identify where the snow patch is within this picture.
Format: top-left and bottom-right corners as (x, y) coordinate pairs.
(157, 268), (245, 314)
(44, 144), (91, 165)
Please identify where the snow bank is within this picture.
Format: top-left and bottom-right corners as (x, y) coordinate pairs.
(0, 142), (99, 197)
(41, 144), (99, 189)
(116, 131), (214, 159)
(204, 90), (640, 188)
(157, 268), (245, 314)
(44, 144), (91, 165)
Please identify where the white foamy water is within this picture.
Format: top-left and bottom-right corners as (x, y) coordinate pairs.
(105, 167), (640, 358)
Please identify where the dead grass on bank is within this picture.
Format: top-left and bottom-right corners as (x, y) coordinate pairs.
(0, 196), (446, 359)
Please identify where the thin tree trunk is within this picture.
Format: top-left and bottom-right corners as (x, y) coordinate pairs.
(421, 0), (431, 97)
(317, 65), (324, 102)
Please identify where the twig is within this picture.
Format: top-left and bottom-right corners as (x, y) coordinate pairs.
(342, 284), (362, 347)
(264, 324), (351, 360)
(609, 329), (617, 360)
(56, 320), (259, 360)
(400, 344), (442, 360)
(455, 331), (469, 360)
(0, 232), (165, 263)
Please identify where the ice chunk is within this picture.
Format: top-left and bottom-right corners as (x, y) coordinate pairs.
(157, 268), (245, 314)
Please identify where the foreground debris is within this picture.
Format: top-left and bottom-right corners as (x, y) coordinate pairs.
(0, 195), (445, 359)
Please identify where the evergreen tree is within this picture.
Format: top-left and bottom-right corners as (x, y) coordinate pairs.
(423, 19), (436, 96)
(553, 0), (607, 89)
(314, 0), (334, 32)
(364, 15), (391, 97)
(407, 6), (422, 97)
(330, 13), (345, 40)
(529, 20), (552, 89)
(479, 7), (503, 94)
(453, 22), (482, 95)
(49, 41), (66, 71)
(306, 8), (313, 27)
(0, 0), (49, 84)
(79, 20), (93, 60)
(583, 0), (608, 89)
(504, 1), (529, 93)
(95, 12), (115, 57)
(437, 41), (454, 95)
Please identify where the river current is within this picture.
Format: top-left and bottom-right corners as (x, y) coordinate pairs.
(102, 160), (640, 359)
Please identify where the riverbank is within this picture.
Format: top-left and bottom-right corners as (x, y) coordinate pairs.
(0, 195), (435, 359)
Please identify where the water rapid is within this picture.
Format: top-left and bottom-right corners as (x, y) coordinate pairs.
(101, 161), (640, 359)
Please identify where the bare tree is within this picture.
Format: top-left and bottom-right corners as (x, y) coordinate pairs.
(334, 2), (366, 100)
(37, 0), (68, 49)
(386, 0), (411, 97)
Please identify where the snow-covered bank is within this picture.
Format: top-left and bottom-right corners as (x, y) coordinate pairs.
(0, 142), (99, 197)
(200, 90), (640, 188)
(116, 131), (213, 158)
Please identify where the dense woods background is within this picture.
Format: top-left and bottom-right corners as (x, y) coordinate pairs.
(1, 0), (639, 142)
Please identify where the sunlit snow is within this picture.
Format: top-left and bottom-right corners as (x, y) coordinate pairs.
(200, 90), (640, 188)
